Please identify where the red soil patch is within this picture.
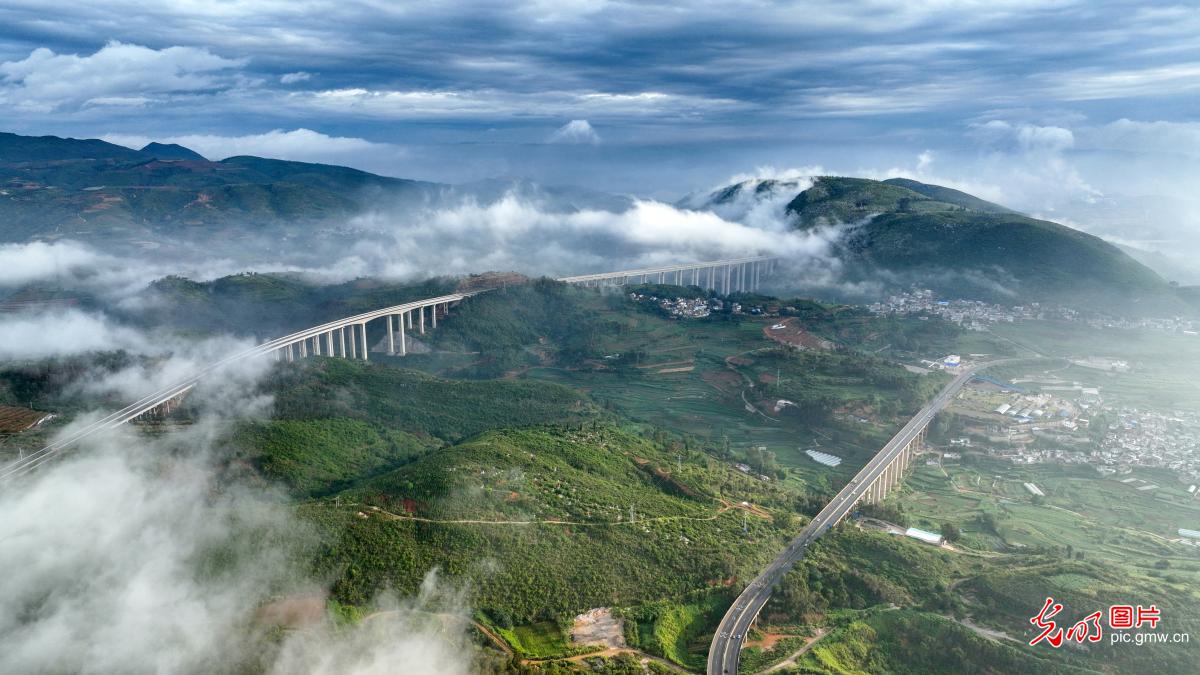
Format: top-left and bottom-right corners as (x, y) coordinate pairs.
(763, 318), (837, 351)
(745, 631), (805, 650)
(257, 593), (327, 628)
(702, 370), (741, 393)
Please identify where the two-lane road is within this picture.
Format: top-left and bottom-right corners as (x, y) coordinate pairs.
(708, 365), (989, 675)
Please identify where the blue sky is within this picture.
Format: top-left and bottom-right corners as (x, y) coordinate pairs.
(1, 0), (1199, 247)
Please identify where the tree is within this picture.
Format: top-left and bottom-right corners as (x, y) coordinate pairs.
(773, 510), (793, 530)
(976, 512), (999, 534)
(940, 522), (961, 542)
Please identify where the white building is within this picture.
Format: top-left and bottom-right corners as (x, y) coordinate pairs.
(904, 527), (944, 545)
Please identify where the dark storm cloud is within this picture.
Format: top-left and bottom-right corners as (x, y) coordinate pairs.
(4, 2), (1199, 123)
(2, 1), (1200, 213)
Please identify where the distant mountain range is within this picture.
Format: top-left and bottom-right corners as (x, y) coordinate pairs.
(0, 131), (441, 253)
(0, 131), (629, 256)
(0, 130), (1192, 313)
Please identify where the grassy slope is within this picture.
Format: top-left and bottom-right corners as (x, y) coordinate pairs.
(762, 526), (1198, 674)
(791, 609), (1088, 675)
(882, 177), (1012, 213)
(302, 426), (793, 628)
(234, 418), (437, 496)
(264, 358), (598, 445)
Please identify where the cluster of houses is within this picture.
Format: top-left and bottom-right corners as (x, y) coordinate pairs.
(869, 288), (1200, 337)
(868, 289), (1044, 329)
(1094, 408), (1200, 483)
(628, 292), (767, 319)
(1084, 315), (1200, 335)
(954, 380), (1200, 487)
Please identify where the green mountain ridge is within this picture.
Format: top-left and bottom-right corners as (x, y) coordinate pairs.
(774, 176), (1180, 312)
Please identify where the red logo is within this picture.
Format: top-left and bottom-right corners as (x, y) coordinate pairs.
(1031, 597), (1162, 648)
(1136, 605), (1161, 629)
(1030, 597), (1066, 647)
(1110, 605), (1135, 630)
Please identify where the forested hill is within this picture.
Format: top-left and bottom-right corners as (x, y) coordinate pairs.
(697, 175), (1185, 313)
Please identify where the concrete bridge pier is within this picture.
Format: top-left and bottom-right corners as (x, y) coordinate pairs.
(359, 323), (369, 361)
(399, 315), (407, 356)
(340, 327), (348, 358)
(387, 315), (396, 355)
(299, 340), (307, 358)
(431, 304), (438, 328)
(419, 306), (426, 334)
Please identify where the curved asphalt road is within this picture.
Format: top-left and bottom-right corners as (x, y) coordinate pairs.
(707, 363), (1006, 675)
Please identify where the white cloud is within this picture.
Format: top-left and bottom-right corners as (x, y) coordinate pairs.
(723, 165), (826, 183)
(969, 120), (1075, 153)
(1083, 118), (1200, 157)
(271, 571), (472, 675)
(292, 87), (739, 119)
(679, 165), (826, 232)
(0, 240), (283, 301)
(548, 119), (600, 144)
(344, 190), (843, 282)
(0, 41), (243, 112)
(1041, 62), (1200, 101)
(0, 310), (153, 359)
(799, 80), (983, 116)
(103, 128), (397, 165)
(280, 71), (312, 84)
(916, 150), (934, 172)
(0, 241), (110, 287)
(0, 378), (472, 673)
(932, 120), (1101, 211)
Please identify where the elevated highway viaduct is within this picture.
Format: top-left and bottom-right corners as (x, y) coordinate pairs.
(0, 256), (775, 482)
(708, 362), (1015, 675)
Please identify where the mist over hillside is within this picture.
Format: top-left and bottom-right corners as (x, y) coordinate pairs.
(6, 6), (1200, 675)
(2, 131), (1192, 316)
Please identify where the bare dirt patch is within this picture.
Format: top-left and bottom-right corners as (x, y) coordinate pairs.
(257, 593), (327, 628)
(571, 608), (626, 649)
(745, 630), (806, 650)
(0, 405), (55, 433)
(702, 370), (742, 394)
(764, 318), (836, 351)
